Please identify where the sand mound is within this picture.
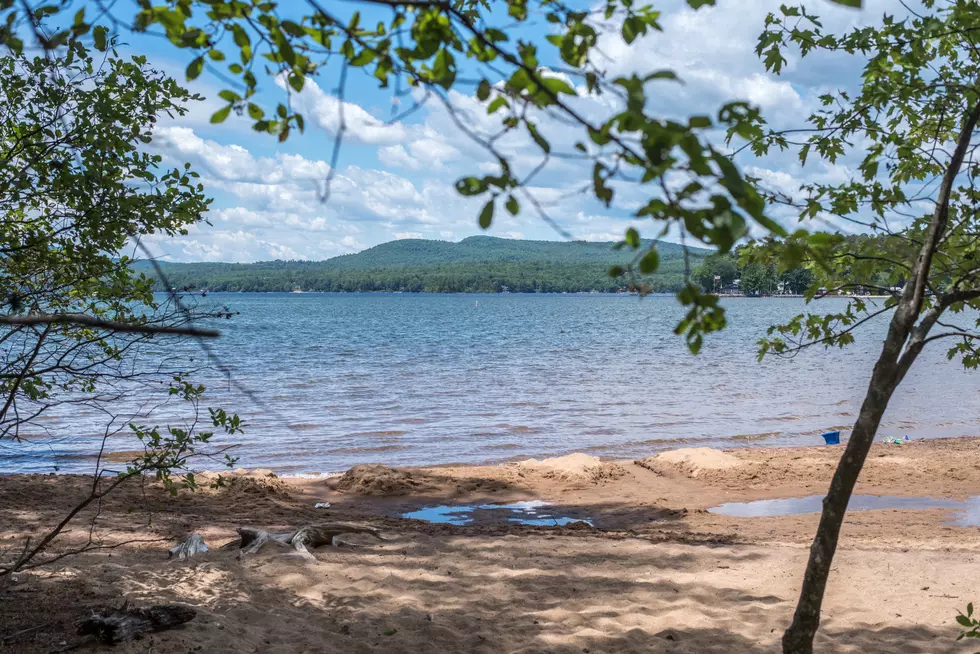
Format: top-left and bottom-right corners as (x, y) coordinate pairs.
(636, 448), (742, 478)
(332, 464), (436, 496)
(517, 453), (626, 483)
(196, 469), (291, 497)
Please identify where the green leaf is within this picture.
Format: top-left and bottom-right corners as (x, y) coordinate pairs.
(527, 122), (550, 153)
(639, 249), (659, 274)
(488, 96), (509, 114)
(958, 615), (974, 628)
(505, 195), (519, 215)
(541, 76), (576, 96)
(208, 49), (226, 61)
(686, 0), (716, 7)
(622, 16), (643, 44)
(828, 0), (861, 6)
(93, 25), (108, 52)
(288, 73), (304, 92)
(218, 90), (240, 102)
(608, 265), (624, 277)
(477, 79), (491, 101)
(478, 200), (494, 229)
(232, 25), (251, 48)
(349, 49), (375, 67)
(186, 56), (204, 81)
(456, 177), (488, 196)
(625, 227), (640, 249)
(433, 49), (456, 89)
(210, 106), (231, 124)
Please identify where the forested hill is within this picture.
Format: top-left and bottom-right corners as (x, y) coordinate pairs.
(145, 236), (710, 294)
(321, 236), (699, 268)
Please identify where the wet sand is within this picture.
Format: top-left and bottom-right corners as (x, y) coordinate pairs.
(2, 437), (980, 652)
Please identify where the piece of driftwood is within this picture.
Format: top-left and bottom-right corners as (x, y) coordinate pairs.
(168, 533), (209, 560)
(77, 604), (196, 644)
(237, 523), (385, 561)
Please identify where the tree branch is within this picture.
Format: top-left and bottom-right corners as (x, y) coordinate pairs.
(0, 313), (219, 337)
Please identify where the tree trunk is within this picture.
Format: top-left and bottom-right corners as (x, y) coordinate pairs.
(782, 92), (980, 654)
(781, 357), (899, 653)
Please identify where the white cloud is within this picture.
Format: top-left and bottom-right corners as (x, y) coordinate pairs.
(154, 126), (331, 185)
(395, 232), (424, 240)
(284, 77), (410, 146)
(378, 144), (422, 170)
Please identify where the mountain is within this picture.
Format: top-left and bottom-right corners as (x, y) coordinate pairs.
(144, 236), (710, 294)
(319, 236), (702, 268)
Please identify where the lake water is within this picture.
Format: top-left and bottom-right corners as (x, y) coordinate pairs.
(3, 293), (978, 474)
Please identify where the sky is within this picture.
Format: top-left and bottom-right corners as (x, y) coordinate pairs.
(124, 0), (910, 263)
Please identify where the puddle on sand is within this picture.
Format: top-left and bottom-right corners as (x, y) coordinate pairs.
(402, 500), (592, 527)
(709, 494), (980, 527)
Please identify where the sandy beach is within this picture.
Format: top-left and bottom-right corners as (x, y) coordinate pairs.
(3, 437), (980, 652)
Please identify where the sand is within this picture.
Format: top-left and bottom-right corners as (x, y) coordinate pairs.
(2, 437), (980, 652)
(637, 447), (743, 478)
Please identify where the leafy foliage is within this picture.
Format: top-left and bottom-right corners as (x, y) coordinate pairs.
(747, 0), (980, 365)
(957, 603), (980, 646)
(0, 34), (241, 571)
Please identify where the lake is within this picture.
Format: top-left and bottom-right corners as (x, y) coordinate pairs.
(3, 293), (978, 474)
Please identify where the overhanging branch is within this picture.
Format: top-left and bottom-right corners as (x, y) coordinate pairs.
(0, 313), (219, 337)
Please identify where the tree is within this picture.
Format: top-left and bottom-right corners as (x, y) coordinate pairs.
(0, 37), (241, 574)
(779, 267), (814, 295)
(746, 2), (980, 651)
(692, 256), (737, 291)
(739, 261), (777, 295)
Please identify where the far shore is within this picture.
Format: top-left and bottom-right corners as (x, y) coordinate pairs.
(2, 436), (978, 652)
(158, 289), (884, 298)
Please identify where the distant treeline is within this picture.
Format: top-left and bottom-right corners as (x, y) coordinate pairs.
(692, 256), (815, 295)
(144, 235), (710, 294)
(149, 260), (694, 294)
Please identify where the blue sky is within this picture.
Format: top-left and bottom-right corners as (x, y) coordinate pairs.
(127, 0), (906, 263)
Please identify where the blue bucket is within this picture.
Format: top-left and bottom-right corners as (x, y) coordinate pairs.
(821, 431), (841, 445)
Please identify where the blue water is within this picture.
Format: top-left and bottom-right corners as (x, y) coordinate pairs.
(3, 293), (979, 473)
(403, 501), (591, 526)
(709, 495), (980, 527)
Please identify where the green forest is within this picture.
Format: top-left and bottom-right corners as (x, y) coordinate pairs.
(146, 236), (709, 293)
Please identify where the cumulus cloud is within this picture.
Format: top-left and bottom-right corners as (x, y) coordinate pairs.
(153, 126), (331, 184)
(283, 77), (410, 146)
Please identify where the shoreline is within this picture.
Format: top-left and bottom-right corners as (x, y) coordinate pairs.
(2, 436), (979, 652)
(6, 432), (971, 479)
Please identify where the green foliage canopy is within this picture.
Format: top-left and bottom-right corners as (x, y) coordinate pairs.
(0, 38), (241, 499)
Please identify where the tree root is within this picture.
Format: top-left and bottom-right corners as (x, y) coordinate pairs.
(168, 534), (208, 560)
(236, 523), (385, 561)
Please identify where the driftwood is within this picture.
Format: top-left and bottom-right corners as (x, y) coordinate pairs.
(237, 523), (385, 561)
(168, 533), (208, 560)
(77, 604), (195, 644)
